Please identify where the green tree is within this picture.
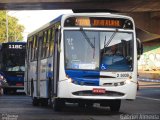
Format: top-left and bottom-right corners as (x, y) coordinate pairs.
(0, 11), (24, 43)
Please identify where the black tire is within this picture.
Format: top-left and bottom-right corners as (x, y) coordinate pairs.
(32, 97), (39, 106)
(31, 79), (34, 97)
(40, 98), (48, 106)
(86, 103), (93, 108)
(78, 102), (85, 108)
(110, 100), (121, 112)
(137, 81), (139, 91)
(48, 78), (52, 106)
(53, 99), (65, 111)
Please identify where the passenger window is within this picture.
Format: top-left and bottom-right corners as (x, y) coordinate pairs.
(34, 35), (38, 60)
(32, 36), (36, 60)
(26, 42), (29, 61)
(43, 31), (47, 58)
(41, 32), (46, 59)
(41, 34), (44, 59)
(46, 30), (50, 57)
(30, 37), (34, 61)
(28, 39), (33, 62)
(49, 27), (54, 56)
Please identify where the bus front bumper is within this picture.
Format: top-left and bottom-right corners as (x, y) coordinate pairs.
(58, 79), (137, 100)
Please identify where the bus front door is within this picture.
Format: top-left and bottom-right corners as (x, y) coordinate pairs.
(52, 28), (60, 98)
(36, 36), (43, 97)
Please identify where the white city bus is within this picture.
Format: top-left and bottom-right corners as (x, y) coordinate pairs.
(24, 13), (143, 112)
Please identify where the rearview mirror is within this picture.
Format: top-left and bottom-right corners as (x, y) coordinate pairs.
(136, 38), (143, 60)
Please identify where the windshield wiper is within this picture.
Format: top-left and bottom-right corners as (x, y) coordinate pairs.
(80, 27), (95, 49)
(104, 30), (118, 48)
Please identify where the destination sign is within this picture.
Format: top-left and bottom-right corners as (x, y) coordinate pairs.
(93, 19), (120, 27)
(64, 17), (133, 29)
(8, 44), (25, 49)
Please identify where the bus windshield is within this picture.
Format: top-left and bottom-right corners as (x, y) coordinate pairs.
(2, 49), (25, 72)
(64, 30), (133, 71)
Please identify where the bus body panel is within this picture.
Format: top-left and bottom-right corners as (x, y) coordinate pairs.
(56, 13), (137, 100)
(29, 61), (37, 96)
(39, 57), (53, 98)
(58, 46), (137, 100)
(58, 80), (137, 99)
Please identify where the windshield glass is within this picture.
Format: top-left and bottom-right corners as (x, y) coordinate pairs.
(64, 30), (133, 71)
(3, 49), (25, 72)
(64, 30), (99, 70)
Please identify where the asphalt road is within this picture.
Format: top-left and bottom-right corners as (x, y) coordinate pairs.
(0, 82), (160, 120)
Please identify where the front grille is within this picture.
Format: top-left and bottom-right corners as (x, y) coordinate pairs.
(102, 81), (126, 87)
(72, 90), (124, 97)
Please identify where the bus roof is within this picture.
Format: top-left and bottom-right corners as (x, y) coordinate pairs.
(27, 13), (134, 38)
(28, 15), (62, 37)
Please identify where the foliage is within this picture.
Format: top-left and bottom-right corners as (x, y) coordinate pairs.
(0, 11), (24, 43)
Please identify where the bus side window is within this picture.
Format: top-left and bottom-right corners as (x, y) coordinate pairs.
(40, 34), (43, 59)
(33, 36), (37, 61)
(32, 37), (36, 61)
(27, 37), (33, 62)
(25, 42), (28, 61)
(49, 27), (55, 56)
(45, 30), (48, 58)
(43, 31), (47, 59)
(28, 40), (33, 62)
(34, 35), (38, 60)
(46, 29), (51, 57)
(41, 32), (45, 59)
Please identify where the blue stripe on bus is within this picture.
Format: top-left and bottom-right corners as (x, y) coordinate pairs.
(65, 70), (100, 86)
(6, 76), (24, 85)
(0, 72), (24, 85)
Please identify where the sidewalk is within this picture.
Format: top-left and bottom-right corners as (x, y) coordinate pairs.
(138, 80), (160, 88)
(138, 71), (160, 80)
(138, 77), (160, 83)
(138, 70), (160, 82)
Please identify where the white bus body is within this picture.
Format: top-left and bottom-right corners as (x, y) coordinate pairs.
(25, 13), (141, 112)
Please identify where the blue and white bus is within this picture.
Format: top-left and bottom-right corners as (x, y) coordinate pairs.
(25, 13), (143, 112)
(0, 42), (26, 93)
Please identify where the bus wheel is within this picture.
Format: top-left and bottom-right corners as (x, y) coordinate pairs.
(40, 98), (48, 106)
(32, 97), (39, 106)
(78, 102), (85, 108)
(48, 78), (52, 106)
(86, 103), (93, 108)
(31, 79), (34, 97)
(53, 98), (65, 111)
(109, 100), (121, 112)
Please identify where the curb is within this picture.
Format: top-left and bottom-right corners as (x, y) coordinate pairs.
(138, 78), (160, 83)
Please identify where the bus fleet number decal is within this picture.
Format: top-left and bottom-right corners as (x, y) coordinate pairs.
(9, 45), (23, 49)
(117, 73), (129, 78)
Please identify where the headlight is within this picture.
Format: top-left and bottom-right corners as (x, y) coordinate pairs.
(0, 74), (4, 80)
(0, 74), (8, 87)
(66, 75), (79, 85)
(68, 78), (73, 83)
(126, 79), (131, 84)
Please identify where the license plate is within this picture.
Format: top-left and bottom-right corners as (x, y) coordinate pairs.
(16, 89), (24, 93)
(92, 88), (106, 94)
(16, 83), (23, 86)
